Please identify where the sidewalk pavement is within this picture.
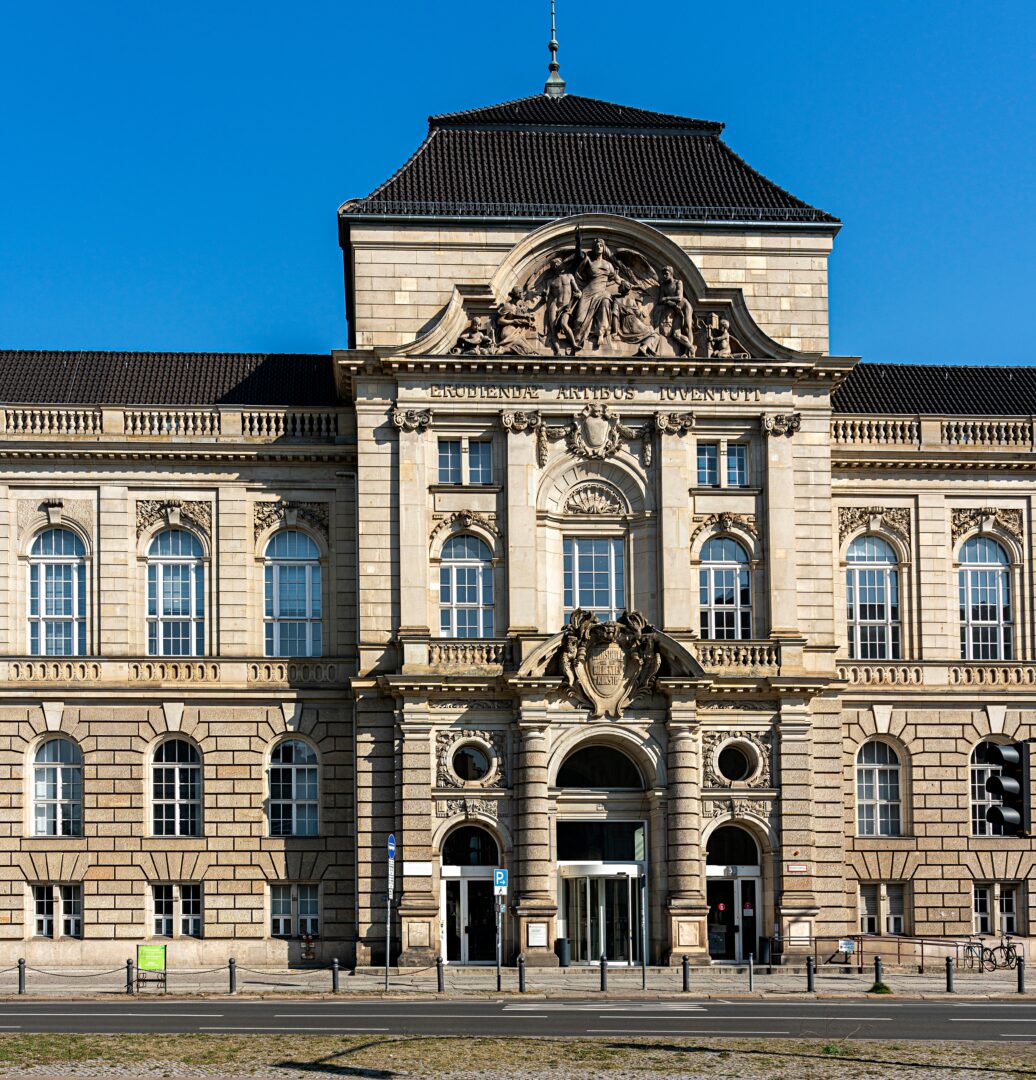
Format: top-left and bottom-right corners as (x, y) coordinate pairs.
(0, 962), (1027, 997)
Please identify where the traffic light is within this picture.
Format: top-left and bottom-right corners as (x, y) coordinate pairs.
(985, 742), (1031, 836)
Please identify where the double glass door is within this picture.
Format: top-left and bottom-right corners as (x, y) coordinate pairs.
(706, 877), (758, 961)
(563, 873), (643, 964)
(444, 878), (495, 964)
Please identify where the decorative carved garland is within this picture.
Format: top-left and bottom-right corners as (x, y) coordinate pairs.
(838, 506), (911, 546)
(762, 413), (801, 438)
(430, 510), (501, 549)
(705, 795), (776, 820)
(702, 728), (773, 788)
(136, 499), (211, 537)
(563, 482), (627, 516)
(436, 797), (499, 819)
(253, 500), (330, 542)
(18, 497), (95, 539)
(655, 412), (696, 436)
(690, 512), (758, 547)
(392, 407), (433, 433)
(435, 728), (507, 790)
(951, 507), (1023, 543)
(502, 406), (652, 467)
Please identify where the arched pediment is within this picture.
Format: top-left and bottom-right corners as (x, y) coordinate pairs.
(516, 609), (705, 719)
(391, 214), (810, 361)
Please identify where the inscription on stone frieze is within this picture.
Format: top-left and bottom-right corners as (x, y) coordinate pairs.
(428, 384), (768, 403)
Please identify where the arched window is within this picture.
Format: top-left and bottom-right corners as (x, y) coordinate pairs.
(706, 825), (760, 866)
(971, 741), (1006, 837)
(269, 739), (318, 836)
(439, 535), (494, 638)
(846, 536), (901, 660)
(959, 537), (1012, 660)
(699, 537), (751, 640)
(264, 531), (322, 657)
(557, 745), (643, 789)
(856, 740), (902, 837)
(28, 528), (86, 656)
(33, 738), (82, 836)
(442, 825), (499, 866)
(152, 739), (202, 836)
(147, 529), (205, 657)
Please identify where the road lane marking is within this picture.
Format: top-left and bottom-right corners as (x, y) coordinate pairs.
(587, 1028), (790, 1035)
(271, 1013), (550, 1019)
(4, 1012), (220, 1018)
(200, 1026), (389, 1032)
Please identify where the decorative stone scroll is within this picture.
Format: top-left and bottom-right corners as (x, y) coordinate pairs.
(391, 407), (433, 433)
(436, 797), (498, 819)
(564, 482), (627, 516)
(253, 500), (330, 542)
(503, 405), (651, 466)
(702, 728), (773, 788)
(559, 609), (662, 720)
(136, 499), (211, 537)
(690, 512), (757, 547)
(430, 510), (500, 548)
(655, 412), (696, 436)
(838, 506), (911, 546)
(951, 507), (1023, 543)
(762, 413), (801, 438)
(435, 728), (507, 789)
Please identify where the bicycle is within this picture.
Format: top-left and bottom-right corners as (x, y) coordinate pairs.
(998, 934), (1019, 970)
(962, 935), (984, 970)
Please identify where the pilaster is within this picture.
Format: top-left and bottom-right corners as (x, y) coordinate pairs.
(764, 421), (799, 635)
(504, 416), (539, 632)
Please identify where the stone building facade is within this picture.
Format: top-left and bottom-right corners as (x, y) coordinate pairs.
(0, 88), (1033, 967)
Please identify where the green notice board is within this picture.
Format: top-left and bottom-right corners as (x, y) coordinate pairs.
(137, 944), (167, 972)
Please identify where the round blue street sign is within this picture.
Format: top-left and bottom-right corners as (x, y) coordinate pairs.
(388, 834), (396, 858)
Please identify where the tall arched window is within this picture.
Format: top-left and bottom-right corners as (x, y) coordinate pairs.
(846, 536), (901, 660)
(959, 537), (1012, 660)
(556, 745), (643, 789)
(269, 739), (318, 836)
(147, 529), (205, 657)
(856, 740), (902, 836)
(152, 739), (202, 836)
(28, 528), (86, 656)
(971, 741), (1006, 837)
(264, 531), (322, 657)
(439, 535), (494, 638)
(33, 738), (83, 836)
(699, 537), (751, 639)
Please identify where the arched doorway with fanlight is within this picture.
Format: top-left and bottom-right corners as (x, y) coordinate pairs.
(705, 823), (762, 962)
(439, 824), (499, 965)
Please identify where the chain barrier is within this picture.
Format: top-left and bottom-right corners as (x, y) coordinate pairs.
(26, 966), (127, 978)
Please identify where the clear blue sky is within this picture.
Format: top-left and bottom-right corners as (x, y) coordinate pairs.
(2, 0), (1034, 363)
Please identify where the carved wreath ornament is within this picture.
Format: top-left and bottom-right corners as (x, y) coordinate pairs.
(560, 609), (662, 719)
(503, 405), (652, 467)
(701, 729), (773, 788)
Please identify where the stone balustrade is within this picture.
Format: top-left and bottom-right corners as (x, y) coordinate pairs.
(838, 661), (1036, 688)
(831, 417), (920, 447)
(2, 407), (103, 436)
(691, 640), (781, 675)
(426, 639), (512, 670)
(832, 414), (1036, 451)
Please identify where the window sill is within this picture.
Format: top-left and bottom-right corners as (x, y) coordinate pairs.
(429, 483), (502, 494)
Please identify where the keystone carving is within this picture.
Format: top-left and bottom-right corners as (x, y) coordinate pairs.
(560, 609), (662, 720)
(838, 506), (911, 546)
(436, 797), (499, 819)
(435, 729), (506, 789)
(391, 408), (433, 433)
(504, 405), (651, 466)
(655, 412), (696, 435)
(254, 500), (330, 541)
(762, 413), (801, 438)
(136, 499), (211, 537)
(951, 507), (1023, 543)
(18, 498), (95, 539)
(702, 728), (773, 788)
(690, 512), (758, 546)
(430, 510), (500, 548)
(564, 482), (626, 516)
(706, 796), (776, 820)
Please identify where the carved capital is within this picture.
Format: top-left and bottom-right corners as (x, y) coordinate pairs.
(655, 411), (696, 436)
(391, 407), (432, 433)
(762, 412), (801, 438)
(838, 506), (911, 547)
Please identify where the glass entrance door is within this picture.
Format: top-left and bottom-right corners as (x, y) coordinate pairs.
(563, 874), (642, 964)
(707, 878), (759, 961)
(443, 878), (495, 964)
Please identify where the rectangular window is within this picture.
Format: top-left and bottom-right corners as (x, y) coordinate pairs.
(269, 883), (320, 938)
(468, 441), (493, 485)
(61, 885), (82, 938)
(438, 440), (461, 484)
(973, 884), (992, 934)
(180, 884), (203, 937)
(859, 882), (907, 935)
(697, 443), (719, 487)
(153, 884), (174, 937)
(885, 883), (905, 934)
(726, 443), (749, 487)
(999, 884), (1018, 934)
(563, 537), (625, 621)
(33, 885), (55, 938)
(152, 883), (201, 938)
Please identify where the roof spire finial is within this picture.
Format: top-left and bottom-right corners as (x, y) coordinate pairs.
(544, 0), (566, 97)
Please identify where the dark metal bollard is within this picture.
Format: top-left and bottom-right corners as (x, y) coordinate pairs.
(518, 953), (526, 993)
(748, 951), (754, 992)
(126, 958), (135, 994)
(1018, 956), (1026, 995)
(806, 955), (815, 992)
(436, 955), (445, 993)
(946, 955), (954, 993)
(599, 954), (608, 992)
(17, 958), (25, 995)
(332, 957), (340, 994)
(874, 956), (883, 985)
(228, 957), (237, 995)
(682, 954), (690, 993)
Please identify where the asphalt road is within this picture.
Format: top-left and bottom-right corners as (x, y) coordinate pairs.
(0, 998), (1035, 1040)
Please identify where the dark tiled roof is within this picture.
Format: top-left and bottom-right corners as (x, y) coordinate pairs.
(834, 363), (1036, 416)
(429, 93), (722, 133)
(345, 94), (837, 224)
(0, 351), (337, 407)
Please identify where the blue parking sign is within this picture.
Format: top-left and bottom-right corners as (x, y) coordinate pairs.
(493, 868), (508, 894)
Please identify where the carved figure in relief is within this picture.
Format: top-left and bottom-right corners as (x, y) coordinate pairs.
(708, 317), (733, 358)
(541, 257), (582, 354)
(455, 317), (496, 355)
(612, 282), (660, 356)
(571, 238), (619, 348)
(656, 266), (696, 356)
(495, 288), (540, 355)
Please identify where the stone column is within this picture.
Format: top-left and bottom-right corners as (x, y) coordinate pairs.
(514, 705), (559, 966)
(396, 703), (439, 965)
(664, 694), (709, 962)
(657, 416), (695, 632)
(775, 698), (819, 959)
(763, 414), (800, 636)
(503, 414), (540, 634)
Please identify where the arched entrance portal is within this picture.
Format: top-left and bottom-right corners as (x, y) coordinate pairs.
(705, 824), (761, 962)
(440, 825), (499, 965)
(555, 744), (648, 966)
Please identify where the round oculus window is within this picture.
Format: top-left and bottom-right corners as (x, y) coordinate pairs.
(452, 744), (491, 782)
(717, 744), (753, 784)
